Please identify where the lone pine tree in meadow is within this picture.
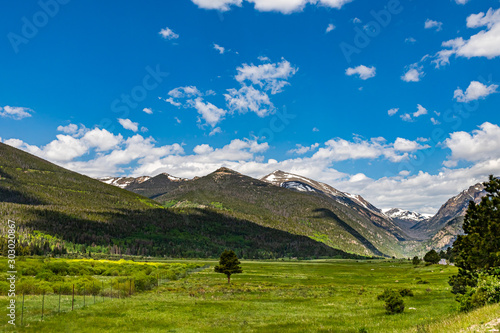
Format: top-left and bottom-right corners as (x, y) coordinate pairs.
(215, 250), (243, 284)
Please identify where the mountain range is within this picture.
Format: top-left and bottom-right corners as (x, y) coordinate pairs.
(99, 168), (487, 256)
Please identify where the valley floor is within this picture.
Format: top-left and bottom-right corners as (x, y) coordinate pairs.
(2, 259), (499, 332)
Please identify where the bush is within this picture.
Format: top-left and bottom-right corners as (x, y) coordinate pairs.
(399, 288), (414, 297)
(457, 274), (500, 312)
(384, 292), (405, 314)
(412, 256), (421, 266)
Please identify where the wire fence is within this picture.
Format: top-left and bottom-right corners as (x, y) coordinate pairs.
(15, 266), (209, 326)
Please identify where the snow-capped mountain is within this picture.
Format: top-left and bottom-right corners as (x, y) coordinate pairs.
(261, 170), (383, 216)
(383, 208), (430, 223)
(97, 176), (151, 189)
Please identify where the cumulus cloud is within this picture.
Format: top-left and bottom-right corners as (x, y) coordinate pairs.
(118, 118), (139, 132)
(159, 27), (179, 40)
(196, 0), (354, 14)
(425, 19), (443, 31)
(191, 0), (242, 11)
(326, 23), (335, 33)
(405, 37), (417, 44)
(401, 64), (424, 82)
(209, 127), (222, 136)
(213, 43), (226, 54)
(288, 143), (320, 155)
(235, 58), (298, 94)
(191, 98), (227, 128)
(453, 81), (498, 102)
(0, 106), (33, 120)
(388, 108), (399, 116)
(224, 85), (274, 117)
(413, 104), (428, 117)
(401, 113), (412, 122)
(434, 8), (500, 66)
(455, 0), (470, 4)
(57, 124), (79, 135)
(444, 122), (500, 166)
(143, 108), (153, 114)
(345, 65), (376, 80)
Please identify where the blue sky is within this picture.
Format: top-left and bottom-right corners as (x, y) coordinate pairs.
(1, 0), (500, 214)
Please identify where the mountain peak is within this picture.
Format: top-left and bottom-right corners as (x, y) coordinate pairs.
(213, 167), (240, 174)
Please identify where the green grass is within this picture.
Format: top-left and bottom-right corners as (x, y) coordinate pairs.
(2, 259), (496, 332)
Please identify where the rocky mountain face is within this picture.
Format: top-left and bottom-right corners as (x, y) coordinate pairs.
(411, 183), (486, 238)
(260, 170), (410, 242)
(97, 176), (151, 189)
(383, 208), (430, 239)
(97, 173), (188, 198)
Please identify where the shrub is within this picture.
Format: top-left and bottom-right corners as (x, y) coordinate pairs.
(384, 292), (405, 314)
(399, 288), (414, 297)
(412, 256), (421, 266)
(458, 274), (500, 312)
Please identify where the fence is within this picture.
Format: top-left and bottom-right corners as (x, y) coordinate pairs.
(15, 268), (208, 326)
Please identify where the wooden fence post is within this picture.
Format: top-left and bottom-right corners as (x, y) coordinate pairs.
(72, 284), (75, 311)
(41, 292), (45, 320)
(21, 293), (24, 326)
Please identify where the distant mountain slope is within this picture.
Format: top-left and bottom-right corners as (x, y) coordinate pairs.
(155, 168), (412, 257)
(411, 183), (486, 237)
(97, 173), (188, 199)
(383, 208), (430, 239)
(260, 170), (410, 243)
(97, 176), (151, 189)
(0, 143), (358, 259)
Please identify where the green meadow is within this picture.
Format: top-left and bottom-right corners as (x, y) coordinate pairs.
(1, 259), (499, 332)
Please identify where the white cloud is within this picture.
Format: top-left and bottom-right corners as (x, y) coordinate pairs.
(455, 0), (470, 4)
(393, 138), (430, 152)
(258, 56), (270, 62)
(224, 85), (274, 117)
(0, 106), (33, 120)
(235, 58), (298, 94)
(413, 104), (428, 118)
(192, 98), (227, 127)
(431, 118), (441, 125)
(209, 127), (222, 136)
(191, 0), (242, 11)
(118, 118), (139, 132)
(434, 8), (500, 66)
(401, 64), (424, 82)
(453, 81), (498, 102)
(312, 127), (320, 132)
(143, 108), (153, 114)
(326, 23), (335, 33)
(246, 0), (352, 14)
(168, 86), (202, 98)
(213, 43), (226, 54)
(352, 17), (362, 24)
(401, 113), (412, 122)
(345, 65), (376, 80)
(288, 143), (319, 155)
(174, 117), (181, 124)
(425, 19), (443, 31)
(159, 27), (179, 40)
(388, 108), (399, 116)
(405, 37), (417, 44)
(444, 122), (500, 165)
(57, 124), (79, 134)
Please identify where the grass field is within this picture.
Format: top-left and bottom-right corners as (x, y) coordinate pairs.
(1, 259), (499, 332)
